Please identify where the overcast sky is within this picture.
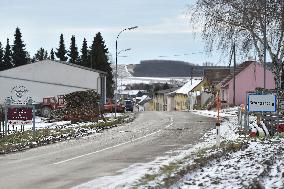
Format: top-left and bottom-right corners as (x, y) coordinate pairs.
(0, 0), (227, 65)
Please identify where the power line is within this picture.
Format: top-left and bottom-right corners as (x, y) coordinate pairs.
(157, 50), (213, 58)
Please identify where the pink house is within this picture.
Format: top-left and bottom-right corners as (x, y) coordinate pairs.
(219, 61), (275, 105)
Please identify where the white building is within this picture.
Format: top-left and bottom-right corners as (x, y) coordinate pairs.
(0, 60), (107, 104)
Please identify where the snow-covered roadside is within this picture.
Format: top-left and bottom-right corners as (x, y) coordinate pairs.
(9, 113), (126, 131)
(73, 108), (241, 189)
(74, 108), (284, 189)
(0, 113), (134, 154)
(173, 109), (284, 189)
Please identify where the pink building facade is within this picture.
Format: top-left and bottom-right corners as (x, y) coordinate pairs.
(220, 61), (275, 105)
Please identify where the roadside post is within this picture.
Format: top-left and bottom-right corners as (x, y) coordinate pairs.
(216, 92), (221, 146)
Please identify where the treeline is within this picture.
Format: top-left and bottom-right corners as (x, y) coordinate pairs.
(133, 60), (197, 77)
(133, 60), (229, 77)
(0, 27), (114, 97)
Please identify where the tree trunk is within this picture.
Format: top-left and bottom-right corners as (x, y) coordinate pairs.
(281, 63), (284, 90)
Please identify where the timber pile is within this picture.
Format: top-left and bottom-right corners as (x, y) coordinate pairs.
(52, 90), (104, 123)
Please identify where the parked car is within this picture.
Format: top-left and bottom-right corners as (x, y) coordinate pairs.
(103, 100), (125, 113)
(124, 100), (134, 112)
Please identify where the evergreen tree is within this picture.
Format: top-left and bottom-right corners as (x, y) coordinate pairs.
(0, 42), (4, 71)
(68, 35), (79, 64)
(80, 38), (89, 67)
(89, 32), (114, 98)
(50, 48), (55, 60)
(3, 38), (13, 70)
(162, 82), (170, 90)
(55, 34), (68, 61)
(12, 27), (28, 67)
(34, 47), (48, 61)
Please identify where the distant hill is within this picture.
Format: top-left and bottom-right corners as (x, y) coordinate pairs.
(129, 60), (229, 77)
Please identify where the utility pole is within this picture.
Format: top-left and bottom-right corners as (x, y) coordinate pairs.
(263, 0), (267, 89)
(233, 43), (236, 106)
(190, 67), (193, 85)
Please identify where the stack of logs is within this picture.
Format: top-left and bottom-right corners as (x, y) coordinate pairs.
(52, 90), (104, 123)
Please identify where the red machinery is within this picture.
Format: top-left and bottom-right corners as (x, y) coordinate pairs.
(40, 95), (66, 117)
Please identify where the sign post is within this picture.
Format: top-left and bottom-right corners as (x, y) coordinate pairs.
(4, 86), (35, 135)
(216, 92), (221, 146)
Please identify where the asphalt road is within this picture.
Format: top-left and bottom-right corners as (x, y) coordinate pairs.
(0, 111), (215, 189)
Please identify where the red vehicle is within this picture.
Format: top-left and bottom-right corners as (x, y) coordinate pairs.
(40, 95), (66, 117)
(103, 100), (125, 113)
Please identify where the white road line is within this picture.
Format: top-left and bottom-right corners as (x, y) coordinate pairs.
(53, 118), (174, 165)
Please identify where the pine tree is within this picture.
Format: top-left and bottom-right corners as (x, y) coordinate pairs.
(55, 34), (68, 61)
(34, 47), (48, 61)
(50, 48), (55, 60)
(12, 27), (28, 67)
(3, 38), (13, 70)
(80, 38), (89, 67)
(68, 35), (79, 64)
(0, 42), (4, 71)
(90, 32), (114, 98)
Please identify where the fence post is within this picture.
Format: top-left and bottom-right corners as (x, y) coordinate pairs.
(4, 105), (8, 135)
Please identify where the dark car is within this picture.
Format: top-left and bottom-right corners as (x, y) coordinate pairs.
(124, 100), (133, 112)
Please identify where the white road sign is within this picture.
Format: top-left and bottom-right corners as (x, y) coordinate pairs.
(248, 94), (276, 112)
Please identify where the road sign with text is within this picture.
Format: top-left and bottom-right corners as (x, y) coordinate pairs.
(248, 94), (276, 112)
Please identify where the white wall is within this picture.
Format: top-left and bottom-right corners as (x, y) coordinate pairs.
(0, 60), (105, 104)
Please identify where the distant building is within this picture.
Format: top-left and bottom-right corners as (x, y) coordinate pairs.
(117, 90), (147, 100)
(203, 68), (231, 90)
(218, 61), (275, 105)
(0, 60), (107, 104)
(151, 88), (177, 111)
(168, 79), (203, 111)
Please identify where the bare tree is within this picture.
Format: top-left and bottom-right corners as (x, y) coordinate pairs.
(190, 0), (284, 88)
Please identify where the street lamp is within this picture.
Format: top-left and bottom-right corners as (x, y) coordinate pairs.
(118, 48), (131, 55)
(115, 26), (138, 118)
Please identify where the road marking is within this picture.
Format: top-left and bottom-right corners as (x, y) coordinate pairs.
(53, 117), (174, 165)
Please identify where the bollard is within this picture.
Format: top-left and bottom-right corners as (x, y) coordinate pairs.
(216, 122), (220, 146)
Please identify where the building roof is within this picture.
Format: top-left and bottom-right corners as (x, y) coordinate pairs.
(204, 68), (231, 85)
(119, 90), (146, 95)
(49, 60), (107, 74)
(171, 79), (202, 95)
(155, 88), (177, 95)
(0, 60), (107, 75)
(219, 61), (255, 87)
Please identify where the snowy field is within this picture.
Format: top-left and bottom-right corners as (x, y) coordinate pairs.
(73, 108), (284, 189)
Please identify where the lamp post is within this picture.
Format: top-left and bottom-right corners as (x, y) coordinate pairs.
(115, 26), (138, 118)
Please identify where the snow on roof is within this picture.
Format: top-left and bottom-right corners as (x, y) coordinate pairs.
(119, 90), (145, 95)
(172, 79), (202, 95)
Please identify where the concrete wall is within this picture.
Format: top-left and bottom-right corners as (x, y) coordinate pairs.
(0, 60), (106, 104)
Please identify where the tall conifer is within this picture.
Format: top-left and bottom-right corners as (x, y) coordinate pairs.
(50, 48), (55, 60)
(81, 38), (89, 67)
(3, 39), (13, 70)
(12, 27), (28, 67)
(0, 42), (4, 71)
(68, 35), (79, 64)
(90, 32), (114, 97)
(55, 34), (68, 61)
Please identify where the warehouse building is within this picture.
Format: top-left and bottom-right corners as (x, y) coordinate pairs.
(0, 60), (107, 104)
